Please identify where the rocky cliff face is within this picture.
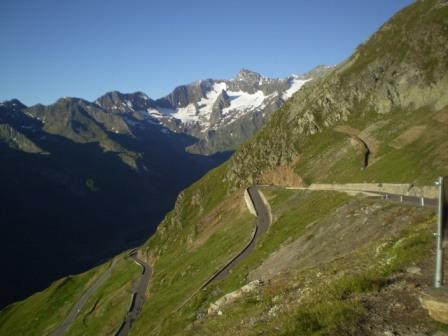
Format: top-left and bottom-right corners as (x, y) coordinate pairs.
(95, 91), (156, 113)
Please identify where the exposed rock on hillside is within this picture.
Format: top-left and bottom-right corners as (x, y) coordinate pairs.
(226, 0), (448, 188)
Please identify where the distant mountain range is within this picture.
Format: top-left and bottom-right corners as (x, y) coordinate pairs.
(0, 96), (227, 309)
(0, 66), (332, 164)
(93, 66), (331, 155)
(0, 66), (326, 308)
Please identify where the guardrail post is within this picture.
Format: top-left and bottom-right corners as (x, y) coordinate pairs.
(435, 176), (445, 288)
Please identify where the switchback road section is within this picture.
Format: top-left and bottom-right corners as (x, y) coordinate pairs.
(115, 251), (152, 336)
(202, 186), (271, 287)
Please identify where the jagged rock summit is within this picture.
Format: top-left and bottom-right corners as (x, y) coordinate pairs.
(92, 67), (329, 154)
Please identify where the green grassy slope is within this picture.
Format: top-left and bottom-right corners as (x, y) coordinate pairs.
(65, 256), (141, 336)
(131, 182), (256, 335)
(294, 105), (448, 185)
(126, 1), (448, 334)
(176, 188), (438, 335)
(0, 255), (140, 336)
(226, 0), (448, 188)
(0, 262), (109, 336)
(2, 1), (448, 335)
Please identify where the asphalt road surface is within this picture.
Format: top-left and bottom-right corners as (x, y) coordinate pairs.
(51, 260), (116, 336)
(373, 191), (437, 208)
(201, 186), (271, 288)
(115, 251), (152, 336)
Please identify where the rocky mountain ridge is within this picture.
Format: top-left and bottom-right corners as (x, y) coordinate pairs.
(1, 67), (329, 157)
(92, 67), (330, 154)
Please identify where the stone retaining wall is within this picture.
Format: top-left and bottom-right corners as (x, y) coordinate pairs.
(244, 188), (257, 216)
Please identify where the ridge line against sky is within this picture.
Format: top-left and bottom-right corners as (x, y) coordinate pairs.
(0, 0), (414, 106)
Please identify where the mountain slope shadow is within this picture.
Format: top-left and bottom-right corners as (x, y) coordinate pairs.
(0, 114), (230, 309)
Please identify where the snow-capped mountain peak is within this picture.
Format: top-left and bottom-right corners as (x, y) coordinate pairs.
(147, 69), (314, 133)
(94, 65), (332, 154)
(235, 69), (262, 83)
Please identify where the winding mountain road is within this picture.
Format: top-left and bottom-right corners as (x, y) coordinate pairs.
(51, 260), (116, 336)
(201, 186), (271, 288)
(51, 182), (441, 335)
(200, 184), (438, 289)
(115, 251), (152, 336)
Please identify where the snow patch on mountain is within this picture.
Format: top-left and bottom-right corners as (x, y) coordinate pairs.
(146, 82), (231, 128)
(172, 104), (198, 124)
(147, 107), (172, 119)
(197, 82), (227, 114)
(223, 90), (268, 116)
(282, 78), (311, 100)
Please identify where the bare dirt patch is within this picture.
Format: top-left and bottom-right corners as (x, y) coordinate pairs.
(358, 248), (447, 336)
(433, 106), (448, 124)
(334, 125), (361, 137)
(249, 199), (432, 282)
(257, 163), (304, 187)
(390, 125), (427, 149)
(359, 276), (436, 335)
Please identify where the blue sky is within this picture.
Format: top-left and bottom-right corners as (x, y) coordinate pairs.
(0, 0), (414, 106)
